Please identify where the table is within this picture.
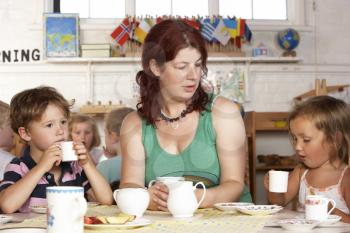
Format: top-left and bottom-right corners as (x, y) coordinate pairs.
(259, 209), (350, 233)
(1, 206), (349, 233)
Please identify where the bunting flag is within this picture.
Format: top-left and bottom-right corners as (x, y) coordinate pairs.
(239, 19), (245, 37)
(200, 18), (215, 41)
(184, 18), (200, 30)
(244, 22), (252, 42)
(110, 18), (130, 46)
(134, 19), (152, 44)
(223, 18), (239, 38)
(213, 19), (230, 46)
(110, 16), (252, 50)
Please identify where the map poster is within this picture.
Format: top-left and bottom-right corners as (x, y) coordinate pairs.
(43, 13), (79, 58)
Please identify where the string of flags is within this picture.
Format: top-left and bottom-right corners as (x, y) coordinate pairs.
(110, 16), (252, 50)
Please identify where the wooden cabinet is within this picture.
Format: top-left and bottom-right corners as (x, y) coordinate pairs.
(244, 111), (291, 202)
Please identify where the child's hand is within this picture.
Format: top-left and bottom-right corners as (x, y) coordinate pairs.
(264, 171), (270, 191)
(38, 144), (62, 172)
(73, 142), (93, 167)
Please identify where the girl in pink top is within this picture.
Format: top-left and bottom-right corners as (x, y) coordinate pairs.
(264, 95), (350, 223)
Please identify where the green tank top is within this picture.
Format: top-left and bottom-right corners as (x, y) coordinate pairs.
(142, 95), (252, 202)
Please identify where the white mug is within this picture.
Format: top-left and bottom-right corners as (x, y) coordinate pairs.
(305, 195), (336, 221)
(60, 141), (77, 162)
(167, 181), (206, 218)
(269, 170), (289, 193)
(46, 186), (87, 233)
(113, 188), (150, 217)
(148, 176), (185, 188)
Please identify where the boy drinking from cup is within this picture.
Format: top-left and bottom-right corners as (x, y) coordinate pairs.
(0, 86), (113, 213)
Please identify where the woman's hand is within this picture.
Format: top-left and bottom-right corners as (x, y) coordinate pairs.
(148, 183), (169, 211)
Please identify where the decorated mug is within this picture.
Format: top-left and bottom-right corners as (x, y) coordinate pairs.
(305, 195), (336, 221)
(47, 186), (87, 233)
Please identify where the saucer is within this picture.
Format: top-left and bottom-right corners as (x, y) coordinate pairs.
(0, 214), (13, 224)
(278, 219), (320, 231)
(235, 205), (283, 216)
(214, 202), (253, 213)
(318, 215), (342, 227)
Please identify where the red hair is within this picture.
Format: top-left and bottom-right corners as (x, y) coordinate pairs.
(136, 19), (209, 126)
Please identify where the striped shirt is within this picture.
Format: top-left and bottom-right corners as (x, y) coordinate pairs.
(0, 147), (91, 213)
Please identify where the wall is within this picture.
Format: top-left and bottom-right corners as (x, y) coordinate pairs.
(1, 0), (350, 203)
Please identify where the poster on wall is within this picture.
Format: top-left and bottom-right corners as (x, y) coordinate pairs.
(43, 13), (79, 58)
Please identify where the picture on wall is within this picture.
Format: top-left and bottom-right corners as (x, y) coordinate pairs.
(43, 13), (79, 58)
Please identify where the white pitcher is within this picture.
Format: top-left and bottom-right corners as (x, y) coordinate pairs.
(167, 181), (206, 218)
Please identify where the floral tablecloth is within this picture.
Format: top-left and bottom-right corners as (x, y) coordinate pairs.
(0, 205), (271, 233)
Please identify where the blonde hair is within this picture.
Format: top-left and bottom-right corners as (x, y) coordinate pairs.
(105, 107), (134, 135)
(289, 96), (350, 165)
(0, 101), (10, 128)
(69, 113), (101, 148)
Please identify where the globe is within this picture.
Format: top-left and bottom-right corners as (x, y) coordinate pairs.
(277, 28), (300, 56)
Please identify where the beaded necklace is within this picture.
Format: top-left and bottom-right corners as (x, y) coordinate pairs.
(160, 106), (191, 129)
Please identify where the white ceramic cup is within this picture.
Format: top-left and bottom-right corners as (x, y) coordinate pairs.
(60, 141), (77, 162)
(305, 195), (336, 221)
(269, 170), (289, 193)
(46, 186), (87, 233)
(113, 188), (150, 218)
(148, 176), (185, 188)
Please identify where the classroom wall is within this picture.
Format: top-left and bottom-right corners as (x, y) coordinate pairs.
(1, 0), (349, 203)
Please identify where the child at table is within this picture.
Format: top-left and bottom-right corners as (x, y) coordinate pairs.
(0, 102), (15, 181)
(0, 86), (113, 213)
(97, 107), (134, 191)
(264, 95), (350, 222)
(69, 113), (103, 165)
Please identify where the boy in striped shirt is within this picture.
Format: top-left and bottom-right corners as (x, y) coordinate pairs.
(0, 86), (113, 213)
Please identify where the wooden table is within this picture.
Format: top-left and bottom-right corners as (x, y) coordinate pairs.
(1, 206), (349, 233)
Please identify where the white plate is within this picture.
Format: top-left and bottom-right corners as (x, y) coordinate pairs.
(30, 206), (47, 214)
(84, 217), (152, 230)
(278, 219), (320, 231)
(214, 202), (253, 213)
(0, 215), (13, 224)
(236, 205), (283, 216)
(318, 215), (342, 227)
(0, 228), (46, 233)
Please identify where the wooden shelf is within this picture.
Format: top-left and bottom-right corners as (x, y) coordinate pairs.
(79, 103), (125, 116)
(244, 111), (290, 203)
(45, 56), (301, 63)
(256, 164), (295, 171)
(255, 112), (289, 131)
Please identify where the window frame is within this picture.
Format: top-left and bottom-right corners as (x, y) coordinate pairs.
(46, 0), (306, 30)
